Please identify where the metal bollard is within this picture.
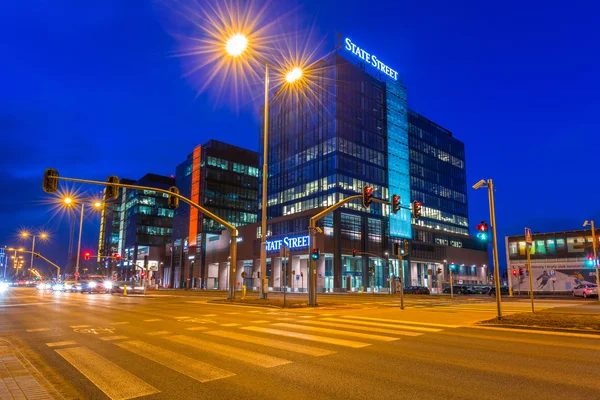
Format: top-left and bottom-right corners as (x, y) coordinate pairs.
(242, 285), (246, 299)
(361, 285), (364, 294)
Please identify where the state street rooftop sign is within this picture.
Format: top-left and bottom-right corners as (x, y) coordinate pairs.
(344, 37), (398, 81)
(266, 235), (310, 252)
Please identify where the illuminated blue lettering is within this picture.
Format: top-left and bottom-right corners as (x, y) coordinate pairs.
(266, 235), (310, 252)
(344, 38), (398, 81)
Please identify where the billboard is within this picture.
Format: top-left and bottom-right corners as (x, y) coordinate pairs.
(510, 264), (597, 292)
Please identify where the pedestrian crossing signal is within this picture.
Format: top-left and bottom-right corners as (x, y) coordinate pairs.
(362, 186), (374, 208)
(476, 221), (489, 242)
(311, 248), (320, 260)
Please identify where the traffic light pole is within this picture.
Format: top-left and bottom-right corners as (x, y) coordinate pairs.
(526, 243), (534, 312)
(47, 174), (240, 300)
(75, 203), (84, 280)
(11, 250), (61, 279)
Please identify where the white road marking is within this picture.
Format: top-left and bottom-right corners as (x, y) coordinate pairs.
(205, 330), (335, 357)
(26, 328), (49, 333)
(220, 323), (242, 327)
(147, 331), (170, 336)
(70, 325), (92, 329)
(46, 341), (77, 347)
(143, 319), (162, 322)
(241, 326), (371, 348)
(322, 318), (441, 333)
(273, 323), (400, 342)
(116, 340), (234, 383)
(298, 320), (422, 337)
(167, 335), (291, 368)
(55, 346), (159, 399)
(100, 335), (129, 341)
(341, 315), (459, 328)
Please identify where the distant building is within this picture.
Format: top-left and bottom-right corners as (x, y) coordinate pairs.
(163, 140), (259, 288)
(506, 229), (599, 293)
(98, 173), (175, 279)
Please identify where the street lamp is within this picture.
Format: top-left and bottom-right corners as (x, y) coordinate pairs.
(583, 220), (600, 302)
(472, 178), (503, 318)
(62, 196), (103, 279)
(223, 32), (305, 299)
(19, 230), (49, 280)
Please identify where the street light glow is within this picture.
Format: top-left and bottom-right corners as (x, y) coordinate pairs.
(63, 197), (73, 205)
(285, 67), (303, 83)
(225, 33), (248, 57)
(20, 231), (29, 238)
(94, 201), (102, 208)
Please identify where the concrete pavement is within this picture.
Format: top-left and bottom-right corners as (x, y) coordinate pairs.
(1, 287), (599, 399)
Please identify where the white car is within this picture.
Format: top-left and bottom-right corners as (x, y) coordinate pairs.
(572, 284), (598, 299)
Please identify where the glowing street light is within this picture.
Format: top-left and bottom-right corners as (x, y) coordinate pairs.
(93, 201), (102, 209)
(225, 33), (248, 57)
(18, 229), (49, 280)
(285, 67), (303, 83)
(63, 196), (74, 205)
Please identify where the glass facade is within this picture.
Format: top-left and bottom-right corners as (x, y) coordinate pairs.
(408, 109), (469, 236)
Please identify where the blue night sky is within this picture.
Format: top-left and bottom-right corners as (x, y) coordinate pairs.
(1, 0), (599, 275)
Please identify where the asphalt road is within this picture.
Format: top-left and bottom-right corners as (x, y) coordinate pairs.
(1, 287), (599, 400)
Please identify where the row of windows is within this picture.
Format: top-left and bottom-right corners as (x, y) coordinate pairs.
(203, 211), (257, 231)
(338, 154), (386, 184)
(205, 181), (258, 201)
(204, 169), (257, 189)
(338, 138), (385, 167)
(410, 139), (464, 169)
(413, 218), (469, 236)
(136, 205), (174, 218)
(268, 175), (336, 206)
(136, 226), (172, 236)
(420, 205), (469, 228)
(411, 190), (469, 216)
(410, 176), (467, 204)
(508, 236), (599, 256)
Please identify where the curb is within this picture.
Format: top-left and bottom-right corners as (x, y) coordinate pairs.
(478, 323), (600, 336)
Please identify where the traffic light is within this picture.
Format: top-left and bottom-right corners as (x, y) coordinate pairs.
(42, 168), (59, 194)
(105, 176), (120, 201)
(403, 239), (410, 255)
(449, 262), (456, 270)
(391, 194), (400, 214)
(436, 267), (442, 275)
(168, 186), (180, 209)
(352, 249), (357, 257)
(114, 254), (120, 261)
(585, 255), (595, 267)
(362, 186), (374, 209)
(412, 201), (422, 219)
(519, 267), (525, 276)
(476, 220), (489, 242)
(83, 251), (91, 260)
(311, 248), (320, 260)
(392, 242), (399, 256)
(512, 269), (518, 276)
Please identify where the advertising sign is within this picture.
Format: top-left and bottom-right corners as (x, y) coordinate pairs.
(511, 264), (597, 292)
(266, 235), (310, 252)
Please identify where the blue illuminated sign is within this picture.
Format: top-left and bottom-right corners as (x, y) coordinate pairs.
(344, 38), (398, 81)
(266, 235), (310, 252)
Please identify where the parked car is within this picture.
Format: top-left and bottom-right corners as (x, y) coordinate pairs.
(443, 285), (463, 294)
(475, 286), (492, 295)
(404, 286), (430, 295)
(488, 286), (509, 296)
(572, 284), (598, 299)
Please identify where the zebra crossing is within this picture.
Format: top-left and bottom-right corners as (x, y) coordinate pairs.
(27, 312), (456, 399)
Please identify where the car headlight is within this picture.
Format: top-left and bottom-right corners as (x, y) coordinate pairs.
(88, 282), (97, 288)
(104, 281), (113, 289)
(54, 284), (64, 291)
(44, 283), (52, 289)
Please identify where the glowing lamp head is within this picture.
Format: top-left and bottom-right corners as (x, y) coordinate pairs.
(20, 231), (29, 238)
(225, 34), (248, 57)
(285, 67), (303, 83)
(63, 197), (73, 205)
(94, 201), (102, 208)
(40, 233), (48, 239)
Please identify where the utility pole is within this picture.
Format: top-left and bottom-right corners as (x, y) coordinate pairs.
(525, 227), (535, 312)
(583, 220), (599, 302)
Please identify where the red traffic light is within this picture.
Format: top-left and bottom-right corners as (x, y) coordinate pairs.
(114, 253), (121, 260)
(512, 269), (518, 276)
(311, 248), (320, 260)
(476, 221), (488, 232)
(352, 249), (357, 257)
(362, 186), (374, 208)
(83, 251), (91, 260)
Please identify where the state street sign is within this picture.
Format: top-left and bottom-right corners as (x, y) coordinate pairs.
(266, 235), (310, 252)
(344, 38), (399, 81)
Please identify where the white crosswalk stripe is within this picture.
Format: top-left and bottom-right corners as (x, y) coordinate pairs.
(320, 317), (442, 332)
(272, 323), (400, 342)
(241, 326), (371, 348)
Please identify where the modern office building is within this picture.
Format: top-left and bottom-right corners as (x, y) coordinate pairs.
(201, 35), (488, 292)
(506, 229), (599, 294)
(162, 140), (259, 288)
(97, 173), (175, 279)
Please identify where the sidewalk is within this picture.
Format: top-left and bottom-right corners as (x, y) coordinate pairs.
(0, 339), (58, 400)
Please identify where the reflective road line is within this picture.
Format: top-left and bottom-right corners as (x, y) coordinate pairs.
(143, 319), (162, 322)
(116, 340), (234, 383)
(46, 341), (77, 347)
(322, 318), (441, 333)
(70, 325), (92, 329)
(186, 327), (209, 331)
(241, 326), (371, 348)
(147, 331), (170, 336)
(297, 320), (422, 337)
(167, 335), (291, 368)
(273, 323), (400, 342)
(220, 323), (242, 327)
(204, 330), (335, 357)
(341, 316), (459, 328)
(26, 328), (49, 332)
(55, 346), (159, 400)
(100, 335), (129, 341)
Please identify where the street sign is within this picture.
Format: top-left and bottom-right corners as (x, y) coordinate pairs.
(296, 275), (300, 280)
(525, 227), (532, 245)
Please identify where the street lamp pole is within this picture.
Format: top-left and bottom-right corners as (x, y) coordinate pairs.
(28, 235), (36, 279)
(75, 203), (84, 279)
(473, 178), (502, 319)
(260, 63), (269, 300)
